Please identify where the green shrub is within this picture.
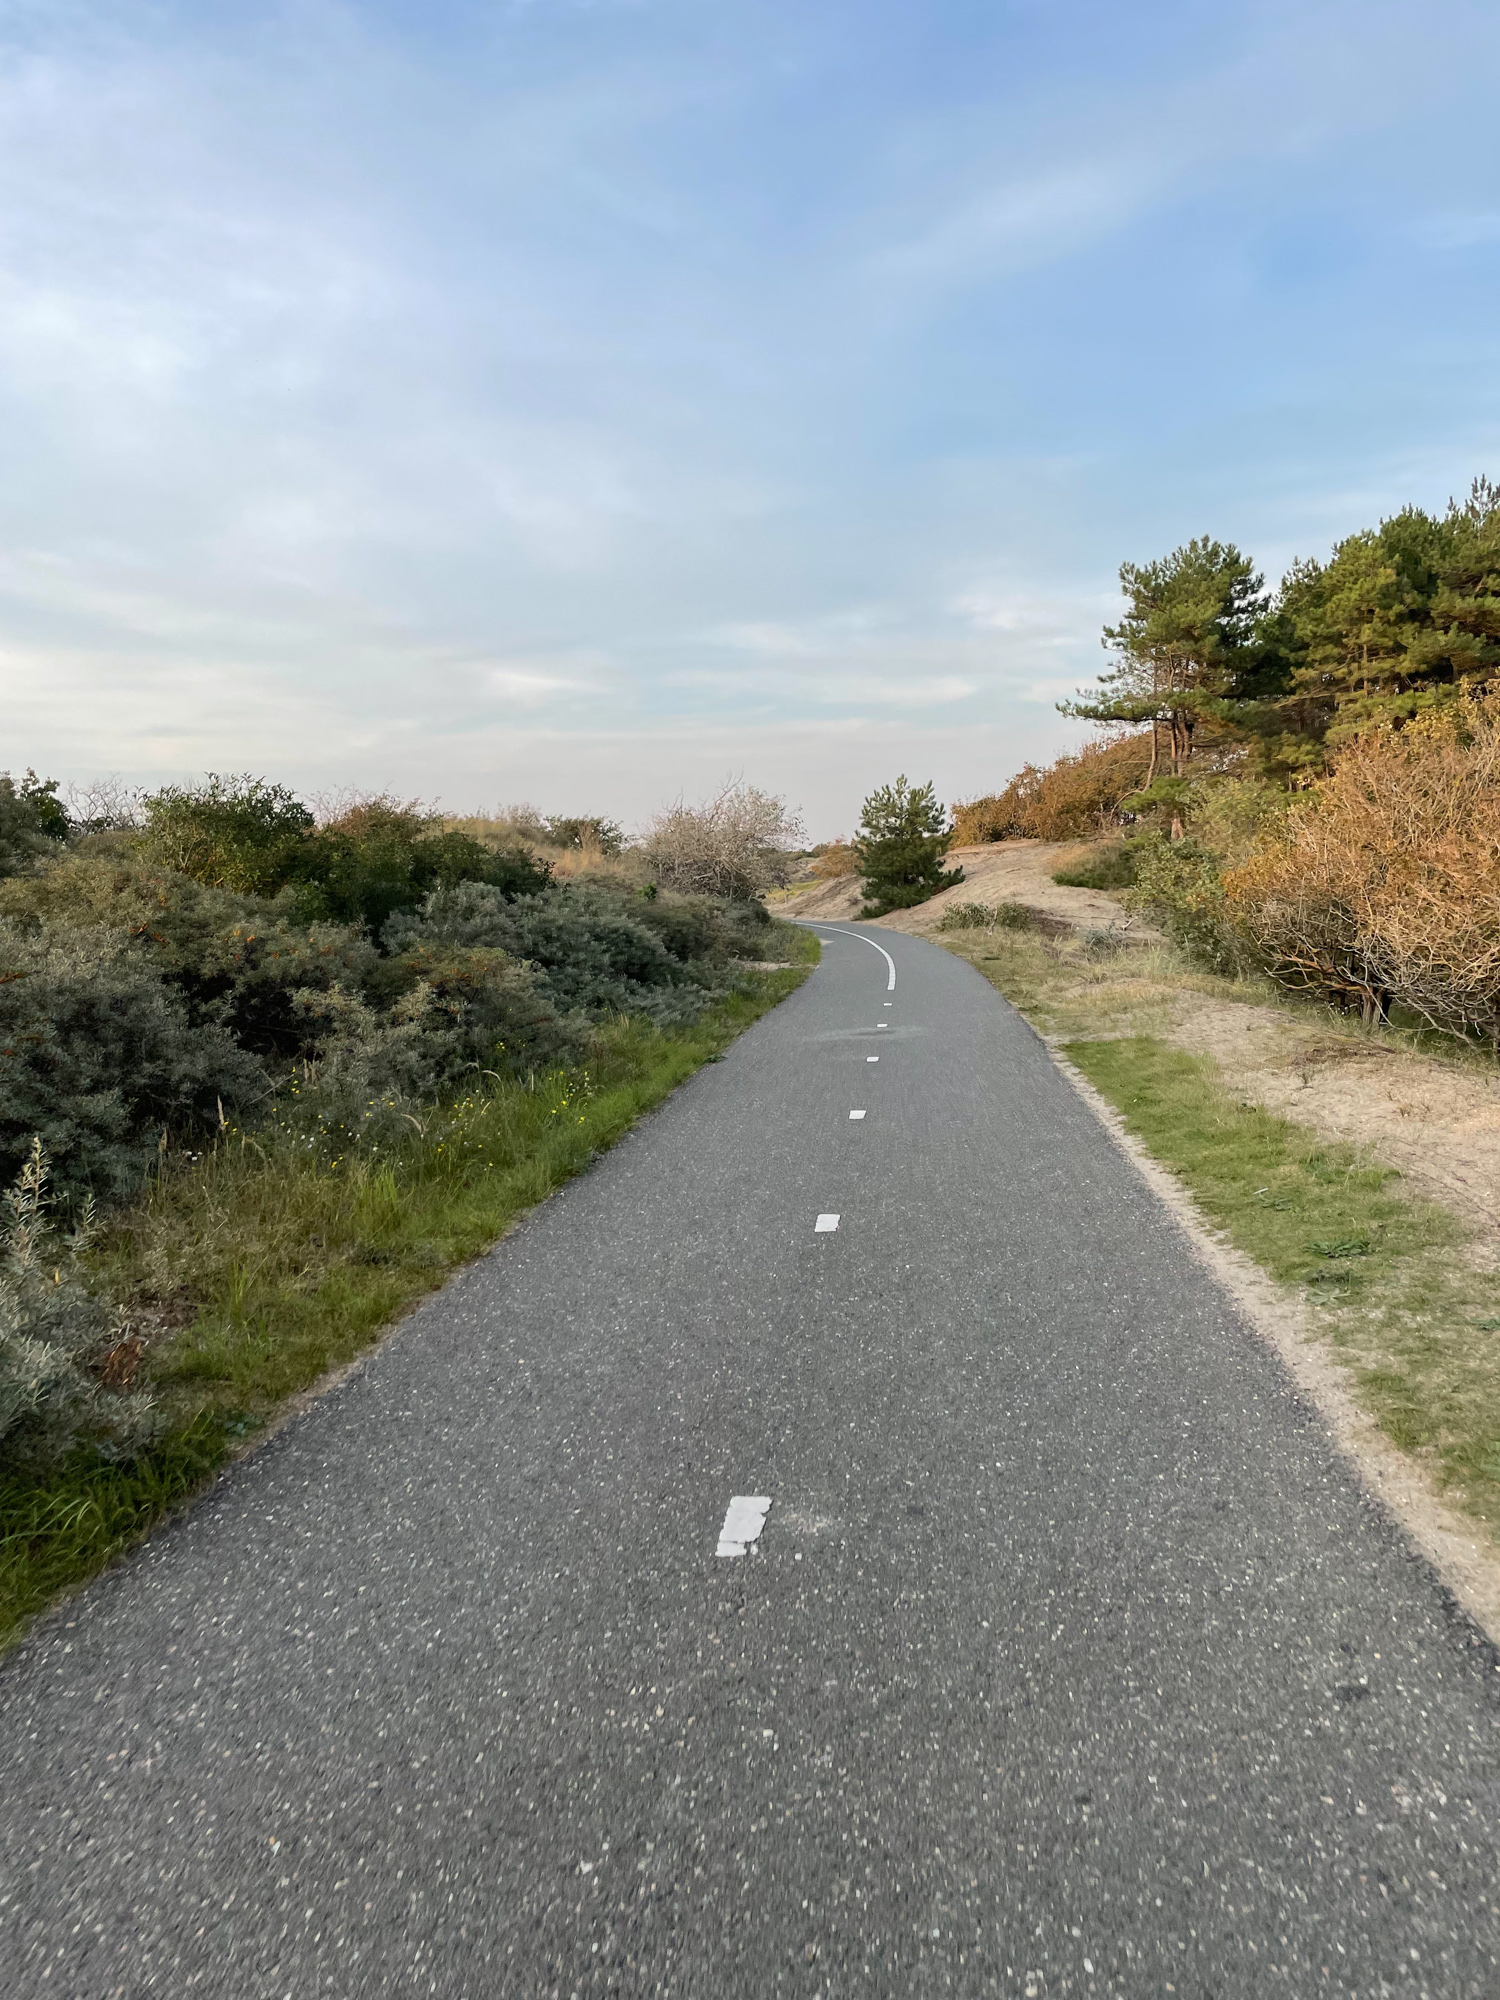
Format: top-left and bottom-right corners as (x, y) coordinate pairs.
(1124, 836), (1245, 973)
(269, 957), (587, 1157)
(0, 919), (268, 1203)
(0, 1142), (158, 1473)
(1052, 841), (1138, 890)
(293, 799), (550, 931)
(140, 775), (313, 896)
(385, 882), (722, 1024)
(543, 815), (624, 854)
(0, 772), (69, 880)
(0, 855), (377, 1063)
(634, 893), (772, 964)
(138, 780), (552, 931)
(938, 902), (994, 931)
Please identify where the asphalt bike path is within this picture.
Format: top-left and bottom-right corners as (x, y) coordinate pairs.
(4, 926), (1500, 1995)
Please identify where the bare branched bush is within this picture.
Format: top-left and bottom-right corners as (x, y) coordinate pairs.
(63, 776), (145, 836)
(1226, 704), (1500, 1041)
(643, 783), (805, 900)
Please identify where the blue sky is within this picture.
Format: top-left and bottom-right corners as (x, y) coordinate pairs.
(4, 0), (1499, 837)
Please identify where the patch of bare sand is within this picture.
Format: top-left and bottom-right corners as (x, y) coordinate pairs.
(1162, 1000), (1500, 1256)
(777, 841), (1159, 938)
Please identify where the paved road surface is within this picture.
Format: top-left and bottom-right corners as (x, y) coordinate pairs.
(5, 926), (1500, 1996)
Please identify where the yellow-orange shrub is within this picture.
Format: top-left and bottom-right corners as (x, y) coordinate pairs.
(1226, 704), (1500, 1040)
(952, 734), (1155, 844)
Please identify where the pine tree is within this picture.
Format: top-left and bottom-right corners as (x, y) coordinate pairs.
(1061, 538), (1269, 782)
(854, 777), (963, 917)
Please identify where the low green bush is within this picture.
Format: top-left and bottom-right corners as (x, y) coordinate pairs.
(1124, 836), (1246, 974)
(0, 918), (267, 1204)
(0, 772), (69, 879)
(385, 881), (728, 1024)
(1052, 841), (1138, 890)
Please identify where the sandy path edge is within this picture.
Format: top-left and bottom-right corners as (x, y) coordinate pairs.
(1047, 1033), (1500, 1653)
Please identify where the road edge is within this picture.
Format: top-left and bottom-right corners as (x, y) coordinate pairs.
(1045, 1033), (1500, 1653)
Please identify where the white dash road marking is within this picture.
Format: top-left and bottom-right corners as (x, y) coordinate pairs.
(716, 1495), (771, 1557)
(867, 1055), (879, 1062)
(808, 925), (896, 991)
(884, 1001), (893, 1008)
(849, 1109), (866, 1120)
(815, 1213), (840, 1232)
(876, 1023), (888, 1029)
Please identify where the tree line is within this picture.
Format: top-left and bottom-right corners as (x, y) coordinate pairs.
(1062, 475), (1500, 794)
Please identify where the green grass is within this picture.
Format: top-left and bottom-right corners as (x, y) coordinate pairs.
(1051, 841), (1137, 890)
(0, 954), (813, 1648)
(1067, 1037), (1500, 1525)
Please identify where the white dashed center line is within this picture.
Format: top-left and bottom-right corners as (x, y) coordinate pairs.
(876, 1023), (888, 1029)
(815, 1213), (840, 1232)
(867, 1055), (879, 1062)
(716, 1496), (771, 1557)
(884, 1001), (892, 1008)
(849, 1109), (866, 1120)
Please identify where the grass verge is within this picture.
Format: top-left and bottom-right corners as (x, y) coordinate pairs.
(941, 924), (1500, 1545)
(0, 948), (814, 1649)
(1067, 1039), (1500, 1527)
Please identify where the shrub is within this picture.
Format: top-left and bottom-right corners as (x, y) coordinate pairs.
(632, 895), (729, 965)
(809, 840), (856, 880)
(1080, 924), (1132, 959)
(1225, 704), (1500, 1039)
(1124, 837), (1245, 974)
(952, 734), (1156, 844)
(0, 1142), (159, 1473)
(138, 780), (551, 931)
(0, 772), (69, 879)
(543, 816), (624, 855)
(0, 919), (268, 1204)
(140, 775), (314, 896)
(936, 900), (1035, 933)
(644, 783), (804, 899)
(295, 797), (550, 931)
(0, 855), (378, 1064)
(273, 955), (588, 1155)
(1051, 841), (1138, 890)
(384, 882), (718, 1025)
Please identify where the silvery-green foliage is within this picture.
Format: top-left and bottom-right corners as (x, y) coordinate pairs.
(385, 882), (721, 1023)
(0, 1141), (159, 1473)
(0, 919), (268, 1203)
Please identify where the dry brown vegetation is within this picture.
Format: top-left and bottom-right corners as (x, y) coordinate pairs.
(809, 839), (856, 879)
(1226, 704), (1500, 1045)
(951, 733), (1155, 843)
